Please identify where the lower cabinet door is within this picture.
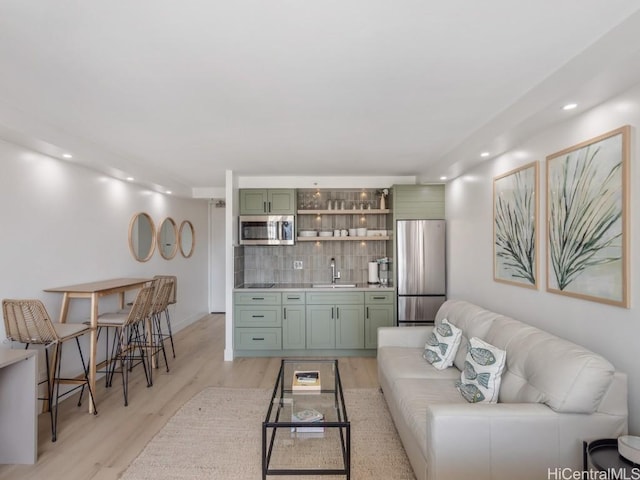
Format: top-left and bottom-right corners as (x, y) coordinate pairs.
(335, 304), (365, 349)
(365, 304), (394, 349)
(282, 305), (306, 349)
(306, 305), (335, 349)
(235, 328), (281, 350)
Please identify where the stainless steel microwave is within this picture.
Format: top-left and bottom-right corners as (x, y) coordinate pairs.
(239, 215), (295, 245)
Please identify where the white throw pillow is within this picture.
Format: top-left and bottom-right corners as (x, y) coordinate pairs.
(422, 319), (462, 370)
(456, 337), (506, 403)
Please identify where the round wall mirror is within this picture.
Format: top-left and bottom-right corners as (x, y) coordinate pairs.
(179, 220), (195, 258)
(158, 217), (178, 260)
(128, 212), (156, 262)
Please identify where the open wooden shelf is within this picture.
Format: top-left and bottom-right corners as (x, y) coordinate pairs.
(297, 236), (390, 242)
(297, 209), (390, 215)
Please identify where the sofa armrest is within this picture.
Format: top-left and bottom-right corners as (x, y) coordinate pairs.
(426, 403), (560, 480)
(377, 326), (433, 348)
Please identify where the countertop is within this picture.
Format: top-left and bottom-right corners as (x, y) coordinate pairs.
(234, 283), (394, 292)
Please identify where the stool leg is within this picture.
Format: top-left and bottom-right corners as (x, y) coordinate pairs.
(75, 337), (98, 415)
(51, 343), (62, 442)
(164, 308), (175, 358)
(153, 312), (170, 372)
(43, 347), (55, 441)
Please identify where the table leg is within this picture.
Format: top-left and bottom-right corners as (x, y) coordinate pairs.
(58, 293), (70, 324)
(88, 293), (99, 414)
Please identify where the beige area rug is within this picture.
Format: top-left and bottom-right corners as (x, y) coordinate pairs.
(121, 387), (416, 480)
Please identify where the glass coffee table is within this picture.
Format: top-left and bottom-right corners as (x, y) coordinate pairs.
(262, 359), (350, 479)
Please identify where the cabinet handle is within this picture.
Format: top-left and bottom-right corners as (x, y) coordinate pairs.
(366, 307), (369, 318)
(283, 307), (287, 320)
(263, 201), (267, 212)
(331, 307), (334, 319)
(336, 307), (340, 319)
(251, 297), (265, 300)
(372, 296), (386, 300)
(252, 315), (265, 318)
(268, 201), (271, 212)
(287, 296), (300, 300)
(252, 337), (265, 341)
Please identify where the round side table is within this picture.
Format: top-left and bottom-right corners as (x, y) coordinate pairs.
(584, 438), (640, 475)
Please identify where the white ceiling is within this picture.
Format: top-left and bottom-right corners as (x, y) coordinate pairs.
(1, 1), (640, 196)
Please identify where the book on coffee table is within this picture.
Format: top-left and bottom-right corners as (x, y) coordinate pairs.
(292, 408), (323, 422)
(291, 408), (325, 433)
(292, 370), (321, 392)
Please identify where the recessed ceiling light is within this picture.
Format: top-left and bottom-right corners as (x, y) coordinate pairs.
(166, 190), (173, 195)
(126, 177), (134, 182)
(62, 153), (73, 159)
(439, 176), (447, 180)
(562, 103), (578, 110)
(480, 152), (490, 158)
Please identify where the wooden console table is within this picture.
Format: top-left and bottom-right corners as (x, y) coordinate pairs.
(44, 278), (151, 413)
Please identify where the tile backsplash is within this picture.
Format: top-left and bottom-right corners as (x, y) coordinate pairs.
(241, 241), (388, 285)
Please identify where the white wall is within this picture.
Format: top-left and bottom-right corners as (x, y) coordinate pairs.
(0, 139), (210, 379)
(447, 80), (640, 433)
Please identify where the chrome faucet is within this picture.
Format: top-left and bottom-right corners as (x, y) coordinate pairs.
(330, 257), (341, 284)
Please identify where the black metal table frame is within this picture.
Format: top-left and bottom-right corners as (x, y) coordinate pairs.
(262, 359), (351, 479)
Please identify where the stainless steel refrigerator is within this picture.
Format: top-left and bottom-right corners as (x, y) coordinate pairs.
(396, 219), (446, 325)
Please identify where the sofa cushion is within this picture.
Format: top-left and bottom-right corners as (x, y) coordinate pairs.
(436, 300), (499, 371)
(457, 337), (506, 403)
(378, 347), (461, 381)
(484, 316), (615, 413)
(390, 377), (466, 459)
(423, 319), (462, 370)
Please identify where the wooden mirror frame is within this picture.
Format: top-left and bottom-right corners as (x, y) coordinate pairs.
(158, 217), (178, 260)
(128, 212), (156, 262)
(179, 220), (195, 258)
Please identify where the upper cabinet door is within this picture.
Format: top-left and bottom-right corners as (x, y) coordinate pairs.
(393, 184), (445, 219)
(267, 189), (296, 214)
(239, 189), (296, 215)
(239, 189), (269, 215)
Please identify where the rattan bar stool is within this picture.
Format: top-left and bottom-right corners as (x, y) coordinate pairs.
(2, 299), (98, 442)
(95, 285), (154, 406)
(149, 280), (172, 373)
(153, 275), (176, 358)
(109, 277), (168, 373)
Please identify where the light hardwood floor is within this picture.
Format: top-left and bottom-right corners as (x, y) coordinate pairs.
(0, 314), (380, 480)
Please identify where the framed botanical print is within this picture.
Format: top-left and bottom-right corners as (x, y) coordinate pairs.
(493, 161), (539, 289)
(546, 125), (630, 307)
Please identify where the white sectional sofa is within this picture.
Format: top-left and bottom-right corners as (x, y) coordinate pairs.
(377, 299), (628, 480)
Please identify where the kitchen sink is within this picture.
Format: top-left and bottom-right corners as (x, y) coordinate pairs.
(312, 283), (357, 288)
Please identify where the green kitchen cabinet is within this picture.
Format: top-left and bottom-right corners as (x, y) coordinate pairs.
(239, 189), (296, 215)
(235, 327), (282, 350)
(305, 292), (365, 349)
(392, 184), (445, 220)
(282, 292), (306, 349)
(335, 304), (365, 349)
(306, 303), (364, 349)
(305, 305), (336, 349)
(364, 296), (394, 349)
(234, 291), (282, 351)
